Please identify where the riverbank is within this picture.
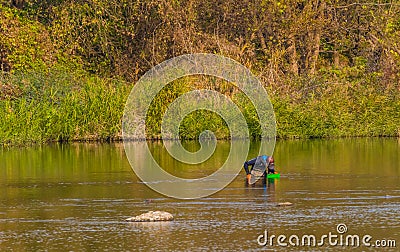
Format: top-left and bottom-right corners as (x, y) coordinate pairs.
(1, 2), (400, 146)
(1, 69), (399, 146)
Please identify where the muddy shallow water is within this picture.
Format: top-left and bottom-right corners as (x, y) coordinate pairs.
(1, 139), (399, 251)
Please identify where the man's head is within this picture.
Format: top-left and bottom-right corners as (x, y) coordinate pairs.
(267, 156), (275, 173)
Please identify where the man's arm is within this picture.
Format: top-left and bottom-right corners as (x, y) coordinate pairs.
(244, 157), (257, 174)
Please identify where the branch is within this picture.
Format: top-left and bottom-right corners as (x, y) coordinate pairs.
(334, 2), (400, 9)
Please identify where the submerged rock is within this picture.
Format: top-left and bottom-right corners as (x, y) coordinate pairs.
(276, 202), (293, 207)
(125, 211), (174, 222)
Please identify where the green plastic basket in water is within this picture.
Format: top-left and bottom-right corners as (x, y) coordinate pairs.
(267, 173), (281, 179)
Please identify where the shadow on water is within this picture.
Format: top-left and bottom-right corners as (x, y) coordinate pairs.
(0, 139), (399, 251)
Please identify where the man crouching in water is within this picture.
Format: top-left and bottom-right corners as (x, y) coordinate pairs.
(244, 155), (275, 184)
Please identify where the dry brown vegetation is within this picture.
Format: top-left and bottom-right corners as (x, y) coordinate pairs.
(0, 0), (399, 144)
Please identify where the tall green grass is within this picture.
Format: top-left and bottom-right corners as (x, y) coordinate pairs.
(0, 69), (130, 145)
(1, 70), (399, 146)
(271, 77), (400, 138)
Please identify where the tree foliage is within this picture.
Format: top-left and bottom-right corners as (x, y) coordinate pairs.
(1, 0), (398, 83)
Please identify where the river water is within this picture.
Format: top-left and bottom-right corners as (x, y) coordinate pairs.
(0, 139), (399, 251)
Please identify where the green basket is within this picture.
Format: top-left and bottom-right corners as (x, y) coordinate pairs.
(267, 173), (280, 179)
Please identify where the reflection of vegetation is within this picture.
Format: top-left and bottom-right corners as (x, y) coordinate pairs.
(274, 138), (400, 175)
(147, 140), (231, 179)
(0, 142), (128, 182)
(1, 1), (400, 145)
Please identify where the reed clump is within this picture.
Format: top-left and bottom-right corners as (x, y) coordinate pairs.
(0, 69), (130, 145)
(1, 70), (399, 146)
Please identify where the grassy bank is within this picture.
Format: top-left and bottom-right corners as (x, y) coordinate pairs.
(1, 69), (399, 146)
(0, 70), (130, 145)
(271, 73), (400, 138)
(1, 2), (400, 145)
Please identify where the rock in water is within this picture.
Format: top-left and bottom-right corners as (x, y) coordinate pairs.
(276, 202), (293, 207)
(125, 211), (174, 222)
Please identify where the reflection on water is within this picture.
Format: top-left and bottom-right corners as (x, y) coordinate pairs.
(0, 139), (399, 251)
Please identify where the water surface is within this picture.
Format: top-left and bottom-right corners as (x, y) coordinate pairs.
(0, 139), (399, 251)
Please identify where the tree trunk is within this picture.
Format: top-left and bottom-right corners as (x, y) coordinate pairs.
(308, 28), (321, 75)
(306, 1), (325, 76)
(11, 0), (25, 9)
(287, 33), (298, 75)
(333, 49), (340, 68)
(258, 29), (268, 54)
